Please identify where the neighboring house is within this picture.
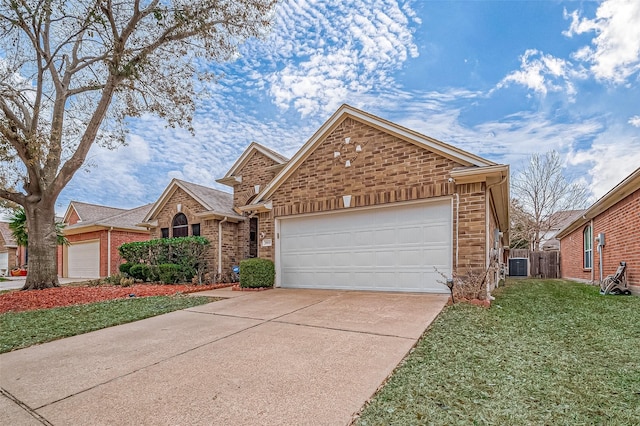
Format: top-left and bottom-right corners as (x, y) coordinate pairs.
(141, 104), (510, 295)
(557, 167), (640, 295)
(540, 210), (586, 251)
(58, 201), (152, 278)
(0, 221), (19, 275)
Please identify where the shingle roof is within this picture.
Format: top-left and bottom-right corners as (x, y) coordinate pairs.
(176, 180), (237, 217)
(69, 201), (128, 223)
(65, 203), (153, 232)
(0, 221), (17, 247)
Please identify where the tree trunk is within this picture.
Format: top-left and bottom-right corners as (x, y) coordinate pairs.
(22, 199), (60, 290)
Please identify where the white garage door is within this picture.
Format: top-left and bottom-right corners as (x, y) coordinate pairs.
(278, 200), (452, 293)
(68, 241), (100, 278)
(0, 252), (8, 274)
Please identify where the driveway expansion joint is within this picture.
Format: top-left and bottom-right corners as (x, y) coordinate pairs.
(1, 387), (53, 425)
(271, 319), (416, 340)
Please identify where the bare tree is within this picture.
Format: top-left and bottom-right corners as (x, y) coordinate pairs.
(0, 0), (276, 290)
(511, 151), (589, 251)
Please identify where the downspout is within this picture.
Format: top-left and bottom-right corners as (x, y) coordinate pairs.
(485, 174), (508, 299)
(218, 217), (228, 275)
(107, 227), (113, 277)
(591, 219), (595, 283)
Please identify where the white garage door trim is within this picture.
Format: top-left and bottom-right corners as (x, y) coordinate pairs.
(67, 240), (100, 278)
(276, 198), (452, 293)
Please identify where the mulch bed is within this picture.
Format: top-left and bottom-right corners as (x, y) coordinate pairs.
(0, 283), (232, 314)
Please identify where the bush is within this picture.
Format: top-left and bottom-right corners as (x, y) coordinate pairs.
(158, 263), (182, 284)
(129, 264), (150, 281)
(119, 262), (134, 276)
(118, 237), (209, 283)
(239, 258), (274, 288)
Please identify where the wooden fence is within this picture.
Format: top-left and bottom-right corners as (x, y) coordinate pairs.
(509, 249), (560, 279)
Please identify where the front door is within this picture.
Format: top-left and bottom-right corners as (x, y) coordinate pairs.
(249, 217), (258, 258)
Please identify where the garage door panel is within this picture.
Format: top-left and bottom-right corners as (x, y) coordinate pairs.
(279, 200), (452, 293)
(68, 241), (100, 278)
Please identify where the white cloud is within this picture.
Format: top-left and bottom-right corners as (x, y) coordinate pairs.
(262, 0), (419, 116)
(567, 126), (640, 198)
(629, 115), (640, 127)
(564, 0), (640, 83)
(496, 49), (581, 98)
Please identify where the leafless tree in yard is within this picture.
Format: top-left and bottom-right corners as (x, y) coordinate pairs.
(0, 0), (277, 290)
(511, 151), (589, 251)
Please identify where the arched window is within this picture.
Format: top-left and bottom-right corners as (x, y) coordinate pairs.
(583, 225), (592, 269)
(172, 213), (189, 237)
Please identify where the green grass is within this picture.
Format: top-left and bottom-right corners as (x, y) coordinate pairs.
(356, 279), (640, 425)
(0, 295), (215, 353)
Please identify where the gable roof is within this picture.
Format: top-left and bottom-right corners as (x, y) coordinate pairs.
(0, 221), (17, 248)
(63, 201), (127, 224)
(63, 203), (153, 235)
(142, 179), (242, 223)
(252, 104), (496, 204)
(216, 142), (289, 186)
(557, 167), (640, 239)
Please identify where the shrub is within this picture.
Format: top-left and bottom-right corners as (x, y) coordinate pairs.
(118, 237), (209, 283)
(120, 277), (134, 287)
(239, 258), (274, 288)
(119, 262), (134, 276)
(158, 263), (182, 284)
(129, 264), (150, 281)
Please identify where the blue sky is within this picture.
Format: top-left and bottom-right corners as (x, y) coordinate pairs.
(57, 0), (640, 215)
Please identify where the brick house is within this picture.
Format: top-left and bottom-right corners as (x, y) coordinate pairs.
(142, 105), (510, 296)
(557, 167), (640, 295)
(58, 202), (152, 278)
(0, 221), (19, 275)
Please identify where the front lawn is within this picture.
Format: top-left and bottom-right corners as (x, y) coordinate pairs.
(0, 295), (214, 353)
(356, 279), (640, 425)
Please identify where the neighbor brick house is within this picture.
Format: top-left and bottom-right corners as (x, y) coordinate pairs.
(0, 221), (19, 275)
(142, 105), (510, 296)
(557, 167), (640, 295)
(58, 202), (152, 278)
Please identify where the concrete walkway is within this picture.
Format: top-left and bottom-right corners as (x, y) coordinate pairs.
(0, 288), (448, 425)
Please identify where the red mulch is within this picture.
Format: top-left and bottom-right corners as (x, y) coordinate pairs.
(0, 283), (231, 314)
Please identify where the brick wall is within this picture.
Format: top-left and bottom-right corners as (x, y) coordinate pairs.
(233, 151), (282, 208)
(67, 209), (81, 225)
(560, 225), (593, 282)
(152, 188), (242, 275)
(257, 117), (489, 289)
(561, 189), (639, 290)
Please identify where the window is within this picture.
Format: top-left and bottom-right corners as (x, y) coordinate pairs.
(249, 217), (258, 258)
(192, 224), (200, 237)
(172, 213), (189, 237)
(584, 225), (592, 269)
(161, 228), (169, 239)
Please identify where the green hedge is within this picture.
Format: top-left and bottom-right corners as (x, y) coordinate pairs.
(239, 258), (274, 288)
(157, 264), (182, 284)
(118, 236), (209, 283)
(119, 262), (134, 276)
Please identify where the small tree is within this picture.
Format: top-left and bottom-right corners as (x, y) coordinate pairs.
(8, 207), (68, 248)
(511, 151), (589, 251)
(0, 0), (276, 289)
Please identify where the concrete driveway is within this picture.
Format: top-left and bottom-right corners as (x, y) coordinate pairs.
(0, 288), (448, 425)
